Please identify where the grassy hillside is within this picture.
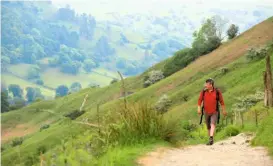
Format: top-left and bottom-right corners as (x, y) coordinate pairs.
(2, 17), (273, 165)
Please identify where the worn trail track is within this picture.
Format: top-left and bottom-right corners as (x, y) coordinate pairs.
(138, 133), (273, 166)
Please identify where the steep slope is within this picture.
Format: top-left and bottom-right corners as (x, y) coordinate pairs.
(1, 17), (273, 166)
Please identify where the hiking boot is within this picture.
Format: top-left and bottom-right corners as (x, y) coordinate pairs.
(206, 137), (214, 145)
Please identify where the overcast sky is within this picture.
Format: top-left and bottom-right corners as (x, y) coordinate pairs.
(51, 0), (272, 24)
(52, 0), (273, 11)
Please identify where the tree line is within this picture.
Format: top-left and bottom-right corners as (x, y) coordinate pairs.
(163, 15), (239, 76)
(1, 81), (84, 113)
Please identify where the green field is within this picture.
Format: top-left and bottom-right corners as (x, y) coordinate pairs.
(1, 74), (55, 98)
(3, 63), (119, 98)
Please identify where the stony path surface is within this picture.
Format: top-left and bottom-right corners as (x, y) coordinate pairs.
(138, 133), (273, 166)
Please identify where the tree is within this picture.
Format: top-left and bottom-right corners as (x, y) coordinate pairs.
(83, 59), (96, 72)
(26, 87), (36, 102)
(192, 18), (221, 55)
(1, 81), (8, 93)
(61, 61), (81, 75)
(211, 15), (229, 41)
(163, 48), (194, 76)
(48, 57), (58, 67)
(70, 82), (82, 93)
(36, 79), (44, 85)
(27, 66), (40, 79)
(1, 92), (9, 113)
(94, 36), (115, 61)
(56, 7), (75, 21)
(11, 97), (26, 110)
(79, 13), (96, 40)
(110, 78), (118, 84)
(8, 84), (23, 98)
(227, 24), (239, 39)
(1, 56), (10, 72)
(56, 85), (69, 97)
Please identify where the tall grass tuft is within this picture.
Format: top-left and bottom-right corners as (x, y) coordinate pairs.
(105, 102), (181, 145)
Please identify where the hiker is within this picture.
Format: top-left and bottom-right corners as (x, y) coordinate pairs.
(197, 78), (227, 145)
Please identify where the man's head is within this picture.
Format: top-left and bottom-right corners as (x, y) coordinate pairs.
(205, 78), (214, 89)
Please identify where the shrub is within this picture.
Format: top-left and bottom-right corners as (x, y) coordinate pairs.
(220, 67), (229, 75)
(181, 121), (198, 132)
(224, 125), (240, 136)
(246, 47), (267, 61)
(143, 80), (152, 88)
(37, 145), (47, 155)
(154, 95), (172, 114)
(11, 137), (23, 147)
(36, 79), (44, 85)
(40, 124), (50, 131)
(55, 85), (69, 97)
(182, 94), (189, 102)
(24, 154), (39, 166)
(143, 70), (165, 87)
(34, 98), (43, 102)
(110, 78), (118, 84)
(1, 144), (9, 152)
(64, 110), (85, 120)
(148, 70), (165, 83)
(27, 66), (40, 80)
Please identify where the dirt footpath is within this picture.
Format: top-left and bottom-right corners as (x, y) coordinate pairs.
(138, 133), (273, 166)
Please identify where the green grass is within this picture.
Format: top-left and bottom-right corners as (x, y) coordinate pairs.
(252, 111), (273, 156)
(1, 122), (86, 166)
(96, 141), (168, 166)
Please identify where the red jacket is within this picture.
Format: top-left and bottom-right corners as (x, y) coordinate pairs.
(198, 88), (225, 114)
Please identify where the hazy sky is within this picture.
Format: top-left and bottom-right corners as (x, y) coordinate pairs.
(52, 0), (273, 21)
(51, 0), (273, 40)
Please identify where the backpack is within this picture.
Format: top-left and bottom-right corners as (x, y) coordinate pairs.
(199, 88), (220, 124)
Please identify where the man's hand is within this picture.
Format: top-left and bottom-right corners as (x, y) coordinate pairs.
(221, 105), (227, 117)
(197, 106), (202, 115)
(222, 110), (227, 117)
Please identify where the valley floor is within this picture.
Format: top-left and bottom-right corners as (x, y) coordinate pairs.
(138, 133), (273, 166)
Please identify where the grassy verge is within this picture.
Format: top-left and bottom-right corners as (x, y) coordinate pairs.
(251, 111), (273, 156)
(95, 141), (168, 166)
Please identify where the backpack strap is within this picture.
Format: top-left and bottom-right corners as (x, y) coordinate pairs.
(199, 89), (206, 124)
(215, 88), (220, 124)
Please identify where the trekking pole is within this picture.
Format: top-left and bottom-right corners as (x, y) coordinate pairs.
(199, 107), (204, 138)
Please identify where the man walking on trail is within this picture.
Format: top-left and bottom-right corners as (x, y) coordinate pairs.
(197, 78), (227, 145)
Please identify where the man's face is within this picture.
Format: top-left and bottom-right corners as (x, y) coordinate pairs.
(205, 82), (213, 89)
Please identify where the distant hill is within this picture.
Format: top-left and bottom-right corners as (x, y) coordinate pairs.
(1, 1), (188, 98)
